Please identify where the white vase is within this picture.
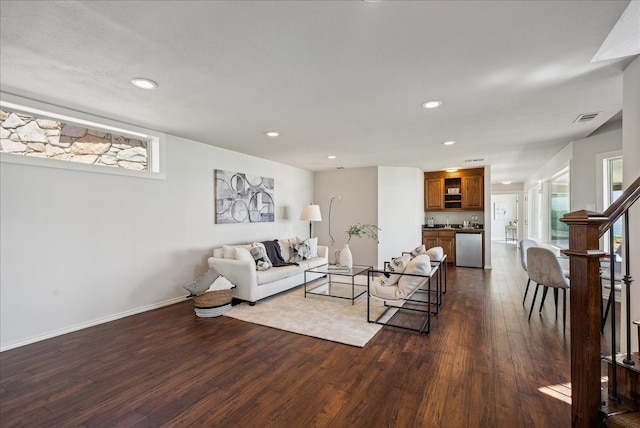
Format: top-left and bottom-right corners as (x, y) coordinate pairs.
(339, 244), (353, 268)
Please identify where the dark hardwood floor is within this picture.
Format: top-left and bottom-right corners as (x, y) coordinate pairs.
(1, 242), (588, 427)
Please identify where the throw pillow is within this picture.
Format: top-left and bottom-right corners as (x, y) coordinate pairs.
(206, 275), (235, 291)
(410, 245), (428, 258)
(250, 245), (272, 271)
(306, 237), (318, 258)
(292, 240), (312, 261)
(398, 254), (432, 298)
(426, 246), (444, 262)
(184, 267), (221, 296)
(383, 254), (410, 286)
(287, 236), (303, 262)
(235, 247), (256, 266)
(278, 239), (291, 262)
(222, 245), (235, 259)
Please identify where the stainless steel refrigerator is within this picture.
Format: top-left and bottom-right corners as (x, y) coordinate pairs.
(455, 233), (483, 268)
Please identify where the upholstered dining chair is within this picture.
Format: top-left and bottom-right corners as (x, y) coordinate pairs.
(519, 239), (538, 305)
(527, 247), (570, 330)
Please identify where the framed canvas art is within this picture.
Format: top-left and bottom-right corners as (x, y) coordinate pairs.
(215, 169), (275, 223)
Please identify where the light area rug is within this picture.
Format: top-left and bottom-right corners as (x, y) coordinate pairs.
(224, 284), (391, 347)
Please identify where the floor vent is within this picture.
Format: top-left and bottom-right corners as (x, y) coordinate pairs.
(575, 112), (599, 123)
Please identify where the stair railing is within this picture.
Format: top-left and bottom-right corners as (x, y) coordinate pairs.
(561, 175), (640, 428)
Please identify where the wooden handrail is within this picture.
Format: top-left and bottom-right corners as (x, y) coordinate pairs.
(599, 175), (640, 237)
(562, 175), (640, 427)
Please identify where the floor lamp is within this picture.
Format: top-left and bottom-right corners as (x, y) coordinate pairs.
(300, 204), (322, 239)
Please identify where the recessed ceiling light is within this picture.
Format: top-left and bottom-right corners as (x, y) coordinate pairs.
(442, 141), (456, 146)
(445, 168), (458, 173)
(327, 155), (336, 159)
(131, 78), (157, 89)
(502, 181), (512, 185)
(422, 100), (442, 109)
(264, 131), (280, 137)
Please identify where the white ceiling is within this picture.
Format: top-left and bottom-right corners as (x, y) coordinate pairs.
(0, 1), (634, 183)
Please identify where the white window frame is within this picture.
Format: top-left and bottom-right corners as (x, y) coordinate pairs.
(1, 93), (165, 180)
(598, 151), (623, 254)
(549, 167), (570, 248)
(528, 182), (542, 241)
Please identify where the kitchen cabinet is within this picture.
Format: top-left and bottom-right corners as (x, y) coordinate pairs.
(424, 178), (444, 210)
(424, 168), (484, 211)
(461, 175), (484, 209)
(422, 229), (455, 264)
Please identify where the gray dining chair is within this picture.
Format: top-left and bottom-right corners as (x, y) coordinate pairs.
(519, 239), (538, 305)
(527, 247), (570, 330)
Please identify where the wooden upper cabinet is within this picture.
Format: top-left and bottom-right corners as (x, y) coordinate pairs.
(424, 167), (484, 211)
(424, 178), (444, 210)
(461, 175), (484, 209)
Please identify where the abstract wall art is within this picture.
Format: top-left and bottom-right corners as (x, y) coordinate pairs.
(214, 169), (275, 224)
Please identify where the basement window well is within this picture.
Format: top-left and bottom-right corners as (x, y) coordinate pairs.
(0, 97), (164, 179)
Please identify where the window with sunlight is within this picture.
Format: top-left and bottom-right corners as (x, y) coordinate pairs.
(604, 156), (623, 254)
(550, 168), (570, 247)
(528, 184), (542, 241)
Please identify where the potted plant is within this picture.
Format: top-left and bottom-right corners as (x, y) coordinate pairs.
(337, 223), (380, 268)
(346, 223), (380, 243)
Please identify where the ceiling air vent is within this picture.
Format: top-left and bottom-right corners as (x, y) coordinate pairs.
(574, 112), (599, 123)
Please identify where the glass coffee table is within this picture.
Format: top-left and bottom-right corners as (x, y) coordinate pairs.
(304, 264), (371, 305)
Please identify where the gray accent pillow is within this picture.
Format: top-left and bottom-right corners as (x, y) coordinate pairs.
(184, 267), (221, 296)
(250, 246), (273, 271)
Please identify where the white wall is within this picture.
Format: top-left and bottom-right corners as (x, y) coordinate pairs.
(1, 108), (314, 351)
(621, 56), (640, 352)
(572, 121), (622, 211)
(377, 167), (423, 268)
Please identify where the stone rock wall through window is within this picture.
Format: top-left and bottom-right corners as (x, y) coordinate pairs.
(0, 109), (148, 171)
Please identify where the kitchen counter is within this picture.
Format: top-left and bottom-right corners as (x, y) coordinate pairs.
(422, 226), (485, 267)
(423, 225), (484, 233)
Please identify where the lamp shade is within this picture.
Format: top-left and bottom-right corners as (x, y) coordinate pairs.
(300, 204), (322, 222)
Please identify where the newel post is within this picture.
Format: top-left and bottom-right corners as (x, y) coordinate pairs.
(561, 210), (607, 428)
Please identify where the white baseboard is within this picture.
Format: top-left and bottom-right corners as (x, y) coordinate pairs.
(0, 296), (188, 352)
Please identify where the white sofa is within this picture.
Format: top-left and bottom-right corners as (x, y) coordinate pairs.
(207, 238), (328, 304)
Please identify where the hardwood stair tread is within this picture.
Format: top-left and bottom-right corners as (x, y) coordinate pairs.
(604, 352), (640, 374)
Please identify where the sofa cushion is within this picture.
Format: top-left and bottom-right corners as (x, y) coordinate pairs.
(370, 276), (404, 300)
(297, 256), (327, 270)
(256, 264), (302, 285)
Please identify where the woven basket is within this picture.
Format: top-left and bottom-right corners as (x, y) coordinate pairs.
(194, 304), (232, 318)
(193, 289), (233, 309)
